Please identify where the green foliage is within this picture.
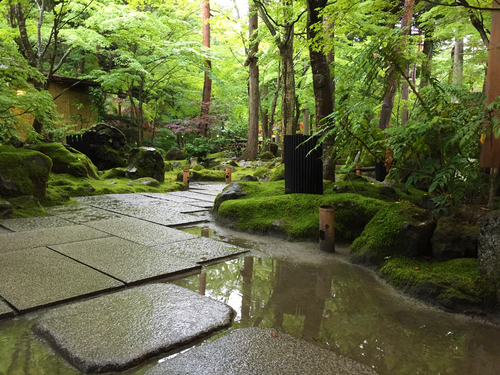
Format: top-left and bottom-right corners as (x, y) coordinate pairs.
(184, 138), (214, 159)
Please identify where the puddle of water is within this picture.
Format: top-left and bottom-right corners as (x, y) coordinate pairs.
(171, 255), (500, 375)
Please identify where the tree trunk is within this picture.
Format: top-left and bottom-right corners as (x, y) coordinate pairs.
(306, 0), (336, 180)
(303, 108), (309, 135)
(200, 0), (211, 137)
(240, 3), (259, 161)
(453, 38), (464, 85)
(420, 28), (434, 88)
(261, 85), (270, 150)
(269, 70), (281, 142)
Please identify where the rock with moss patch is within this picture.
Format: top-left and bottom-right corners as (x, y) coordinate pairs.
(0, 198), (13, 218)
(259, 151), (275, 161)
(478, 210), (500, 282)
(253, 167), (272, 180)
(351, 202), (436, 265)
(126, 147), (165, 182)
(192, 164), (205, 171)
(8, 195), (46, 217)
(30, 142), (99, 180)
(165, 147), (185, 161)
(101, 168), (127, 179)
(83, 124), (129, 170)
(431, 217), (479, 260)
(332, 180), (399, 202)
(241, 175), (258, 182)
(269, 164), (285, 182)
(128, 177), (160, 187)
(164, 161), (173, 172)
(214, 182), (248, 211)
(212, 164), (237, 172)
(0, 145), (52, 198)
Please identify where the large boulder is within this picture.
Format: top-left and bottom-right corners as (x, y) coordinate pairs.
(351, 202), (436, 265)
(30, 142), (99, 179)
(0, 198), (13, 219)
(0, 145), (52, 198)
(83, 124), (129, 170)
(431, 217), (479, 260)
(213, 182), (248, 211)
(165, 147), (185, 161)
(125, 147), (165, 182)
(478, 210), (500, 282)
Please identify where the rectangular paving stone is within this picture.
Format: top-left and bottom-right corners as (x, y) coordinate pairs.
(141, 194), (214, 208)
(0, 216), (74, 232)
(0, 299), (15, 320)
(33, 284), (235, 373)
(167, 191), (217, 203)
(0, 247), (124, 312)
(0, 225), (111, 254)
(46, 205), (124, 224)
(83, 217), (198, 247)
(123, 207), (209, 226)
(49, 237), (201, 285)
(154, 237), (249, 264)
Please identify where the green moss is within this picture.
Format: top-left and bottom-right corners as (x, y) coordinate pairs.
(379, 257), (496, 305)
(101, 168), (127, 179)
(350, 202), (426, 256)
(8, 196), (47, 218)
(217, 181), (386, 240)
(192, 164), (205, 171)
(269, 164), (285, 182)
(190, 169), (225, 181)
(253, 167), (272, 179)
(332, 180), (400, 202)
(259, 151), (275, 161)
(30, 142), (99, 179)
(0, 145), (52, 198)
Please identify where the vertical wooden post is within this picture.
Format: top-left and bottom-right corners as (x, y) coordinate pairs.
(183, 169), (190, 188)
(225, 167), (232, 184)
(319, 205), (335, 253)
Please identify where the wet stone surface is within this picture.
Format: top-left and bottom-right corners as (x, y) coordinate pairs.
(49, 237), (201, 285)
(0, 247), (123, 312)
(0, 299), (15, 320)
(0, 216), (74, 231)
(33, 283), (235, 373)
(154, 237), (249, 264)
(166, 191), (217, 203)
(0, 225), (111, 254)
(142, 193), (215, 208)
(83, 217), (198, 246)
(46, 204), (124, 224)
(145, 327), (377, 375)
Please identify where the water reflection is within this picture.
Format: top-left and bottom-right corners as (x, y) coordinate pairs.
(172, 256), (500, 375)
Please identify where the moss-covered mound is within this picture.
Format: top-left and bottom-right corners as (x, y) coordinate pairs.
(30, 142), (99, 179)
(269, 164), (285, 182)
(0, 145), (52, 198)
(177, 169), (225, 182)
(379, 257), (497, 311)
(216, 181), (387, 241)
(351, 202), (436, 265)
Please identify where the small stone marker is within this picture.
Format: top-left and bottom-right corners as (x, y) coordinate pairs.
(33, 284), (235, 373)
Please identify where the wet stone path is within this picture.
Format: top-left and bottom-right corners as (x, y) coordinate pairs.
(1, 183), (500, 374)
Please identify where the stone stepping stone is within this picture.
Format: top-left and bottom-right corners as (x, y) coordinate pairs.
(46, 204), (124, 224)
(143, 194), (214, 208)
(122, 207), (208, 227)
(0, 225), (111, 254)
(49, 237), (201, 285)
(83, 217), (197, 247)
(144, 327), (378, 375)
(155, 237), (249, 264)
(33, 284), (235, 373)
(0, 216), (74, 232)
(0, 247), (123, 312)
(0, 299), (15, 320)
(139, 193), (208, 213)
(167, 191), (216, 203)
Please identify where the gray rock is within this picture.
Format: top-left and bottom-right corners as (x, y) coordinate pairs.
(240, 175), (258, 182)
(165, 147), (185, 161)
(129, 177), (160, 187)
(379, 186), (399, 201)
(213, 182), (248, 211)
(33, 284), (235, 373)
(126, 147), (165, 182)
(432, 217), (479, 260)
(144, 327), (377, 375)
(0, 198), (13, 219)
(172, 162), (181, 168)
(478, 210), (500, 281)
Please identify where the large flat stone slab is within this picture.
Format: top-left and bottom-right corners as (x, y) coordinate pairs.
(46, 204), (124, 224)
(0, 247), (123, 312)
(167, 191), (216, 203)
(155, 237), (249, 264)
(83, 217), (197, 247)
(142, 193), (214, 208)
(0, 225), (111, 254)
(144, 327), (377, 375)
(0, 299), (15, 320)
(33, 284), (235, 373)
(122, 207), (208, 226)
(49, 237), (201, 285)
(0, 216), (74, 231)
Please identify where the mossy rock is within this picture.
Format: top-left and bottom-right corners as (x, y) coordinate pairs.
(128, 177), (160, 187)
(0, 198), (13, 219)
(253, 167), (272, 179)
(269, 164), (285, 182)
(30, 142), (99, 180)
(176, 169), (225, 182)
(260, 151), (275, 161)
(126, 147), (165, 182)
(332, 180), (400, 202)
(192, 164), (205, 171)
(216, 180), (386, 241)
(7, 195), (47, 218)
(101, 168), (127, 179)
(84, 124), (129, 170)
(0, 145), (52, 198)
(431, 217), (479, 260)
(351, 202), (436, 265)
(165, 147), (185, 161)
(164, 161), (173, 172)
(379, 257), (497, 312)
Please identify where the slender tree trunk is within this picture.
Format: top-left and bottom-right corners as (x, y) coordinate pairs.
(420, 28), (434, 88)
(269, 69), (281, 142)
(201, 0), (211, 137)
(261, 85), (270, 150)
(453, 38), (464, 85)
(240, 3), (259, 161)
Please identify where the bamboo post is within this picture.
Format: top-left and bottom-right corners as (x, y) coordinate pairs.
(319, 205), (335, 253)
(183, 169), (190, 188)
(225, 167), (232, 184)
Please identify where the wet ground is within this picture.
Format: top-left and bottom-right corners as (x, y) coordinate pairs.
(1, 184), (500, 374)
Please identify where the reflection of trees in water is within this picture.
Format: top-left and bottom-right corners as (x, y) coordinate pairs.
(173, 257), (500, 375)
